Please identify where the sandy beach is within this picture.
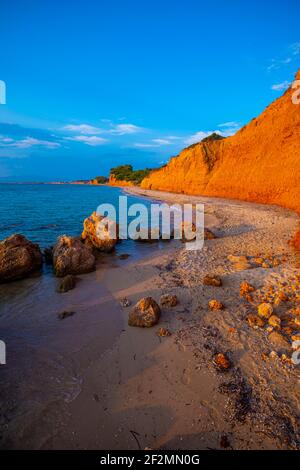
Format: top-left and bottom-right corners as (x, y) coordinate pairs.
(1, 188), (300, 450)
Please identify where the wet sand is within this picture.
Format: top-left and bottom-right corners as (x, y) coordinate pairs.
(1, 188), (300, 449)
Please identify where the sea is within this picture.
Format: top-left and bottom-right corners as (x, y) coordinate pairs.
(0, 183), (158, 249)
(0, 183), (174, 447)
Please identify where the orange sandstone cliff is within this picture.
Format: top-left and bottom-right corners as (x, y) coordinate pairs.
(108, 174), (135, 187)
(141, 70), (300, 215)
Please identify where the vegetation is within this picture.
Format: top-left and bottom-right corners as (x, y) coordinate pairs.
(110, 165), (151, 184)
(201, 132), (225, 142)
(185, 132), (225, 150)
(93, 175), (108, 184)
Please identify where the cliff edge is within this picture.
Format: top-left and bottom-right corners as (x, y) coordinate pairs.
(141, 70), (300, 215)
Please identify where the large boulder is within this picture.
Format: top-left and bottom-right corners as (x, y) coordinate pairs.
(82, 212), (118, 252)
(0, 234), (42, 282)
(128, 297), (161, 327)
(53, 235), (95, 277)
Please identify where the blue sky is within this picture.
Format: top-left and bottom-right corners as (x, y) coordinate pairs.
(0, 0), (299, 181)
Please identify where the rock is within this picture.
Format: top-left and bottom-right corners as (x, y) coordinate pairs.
(247, 314), (265, 329)
(262, 262), (271, 269)
(220, 435), (231, 449)
(258, 302), (273, 319)
(228, 255), (248, 263)
(128, 297), (161, 327)
(53, 235), (95, 277)
(208, 299), (224, 311)
(274, 291), (289, 306)
(120, 297), (131, 308)
(213, 353), (232, 371)
(268, 331), (290, 351)
(204, 228), (217, 240)
(203, 274), (222, 287)
(253, 257), (264, 265)
(82, 211), (118, 252)
(57, 274), (78, 293)
(0, 234), (42, 282)
(268, 315), (281, 329)
(156, 327), (172, 337)
(119, 253), (130, 260)
(43, 246), (53, 265)
(291, 333), (300, 341)
(58, 310), (76, 320)
(240, 281), (255, 297)
(160, 294), (178, 307)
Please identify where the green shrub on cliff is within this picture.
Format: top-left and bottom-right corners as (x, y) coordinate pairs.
(110, 165), (151, 184)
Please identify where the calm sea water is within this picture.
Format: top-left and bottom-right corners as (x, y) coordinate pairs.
(0, 183), (156, 249)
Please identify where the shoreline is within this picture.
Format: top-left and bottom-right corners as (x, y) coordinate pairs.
(1, 188), (300, 449)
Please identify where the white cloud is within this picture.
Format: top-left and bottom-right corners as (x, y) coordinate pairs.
(152, 138), (171, 145)
(271, 80), (291, 91)
(0, 136), (61, 149)
(65, 135), (107, 146)
(110, 123), (144, 135)
(218, 121), (240, 129)
(62, 124), (103, 134)
(290, 42), (300, 56)
(133, 138), (174, 148)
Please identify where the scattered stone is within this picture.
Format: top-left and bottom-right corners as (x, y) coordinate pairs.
(247, 314), (265, 329)
(258, 302), (273, 319)
(240, 281), (255, 297)
(209, 299), (224, 311)
(128, 297), (161, 327)
(213, 353), (232, 371)
(160, 294), (178, 307)
(53, 235), (95, 277)
(119, 253), (130, 260)
(291, 333), (300, 342)
(0, 234), (43, 283)
(203, 274), (222, 287)
(227, 255), (248, 263)
(268, 315), (281, 329)
(57, 274), (78, 293)
(294, 317), (300, 327)
(58, 310), (76, 320)
(269, 350), (279, 359)
(274, 292), (288, 305)
(120, 297), (131, 308)
(268, 331), (291, 351)
(82, 211), (118, 252)
(156, 327), (171, 337)
(220, 435), (231, 449)
(204, 228), (217, 240)
(262, 262), (271, 269)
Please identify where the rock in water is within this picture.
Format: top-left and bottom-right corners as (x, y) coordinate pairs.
(82, 211), (118, 252)
(53, 235), (95, 277)
(128, 297), (161, 327)
(57, 274), (78, 293)
(0, 234), (42, 282)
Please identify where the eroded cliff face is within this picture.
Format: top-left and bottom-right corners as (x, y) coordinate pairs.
(141, 70), (300, 215)
(109, 174), (135, 187)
